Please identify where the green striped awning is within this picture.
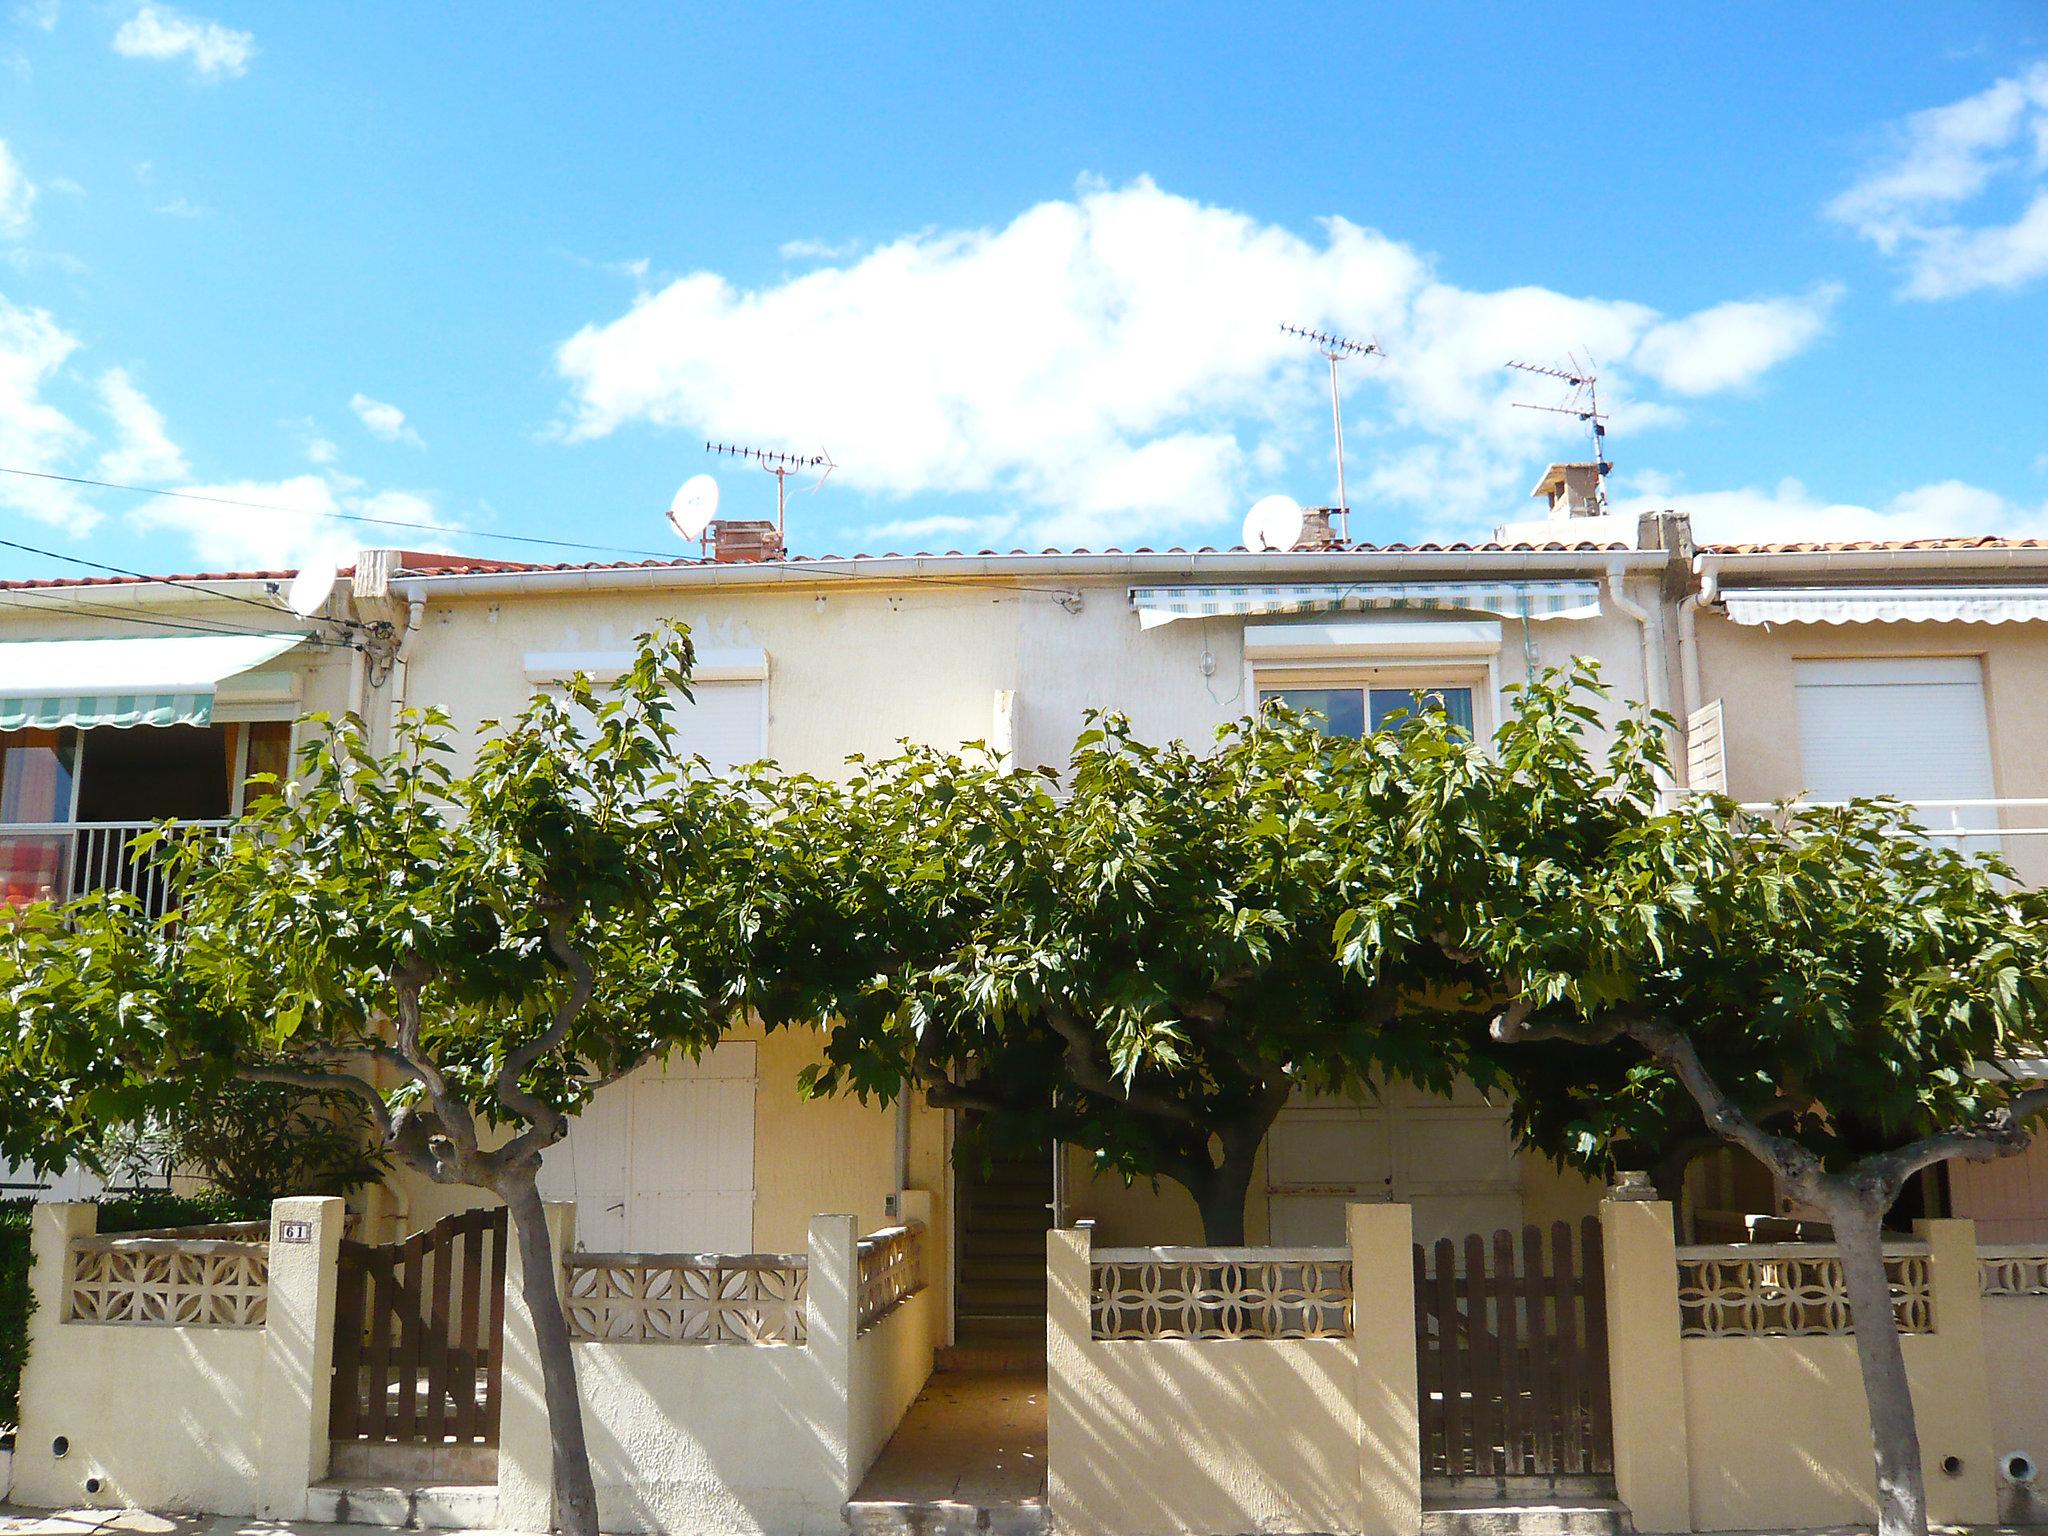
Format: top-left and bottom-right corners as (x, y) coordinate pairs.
(0, 633), (307, 731)
(0, 691), (217, 730)
(1130, 580), (1603, 630)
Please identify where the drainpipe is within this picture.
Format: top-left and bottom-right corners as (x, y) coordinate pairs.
(892, 1092), (911, 1220)
(1604, 560), (1665, 718)
(389, 595), (428, 736)
(1677, 560), (1720, 720)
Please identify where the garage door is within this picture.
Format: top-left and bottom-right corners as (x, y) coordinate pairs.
(538, 1042), (757, 1253)
(1794, 658), (1998, 850)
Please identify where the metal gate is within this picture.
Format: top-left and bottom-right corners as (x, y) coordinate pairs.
(1413, 1218), (1614, 1484)
(330, 1207), (508, 1447)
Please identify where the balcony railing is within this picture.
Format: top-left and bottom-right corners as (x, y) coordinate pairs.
(1734, 798), (2048, 843)
(0, 819), (234, 919)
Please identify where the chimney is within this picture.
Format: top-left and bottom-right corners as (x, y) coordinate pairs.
(708, 520), (785, 564)
(1530, 462), (1607, 520)
(1295, 509), (1338, 550)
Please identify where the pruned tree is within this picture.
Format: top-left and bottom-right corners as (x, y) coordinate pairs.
(1375, 664), (2048, 1536)
(749, 711), (1484, 1244)
(0, 625), (758, 1536)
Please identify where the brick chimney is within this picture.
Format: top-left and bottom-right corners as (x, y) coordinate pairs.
(1530, 462), (1607, 519)
(708, 520), (785, 564)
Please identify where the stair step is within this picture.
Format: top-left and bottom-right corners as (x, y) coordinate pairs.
(1421, 1498), (1632, 1536)
(307, 1480), (499, 1530)
(846, 1499), (1048, 1536)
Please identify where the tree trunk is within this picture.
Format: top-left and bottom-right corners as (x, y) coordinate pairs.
(1194, 1141), (1262, 1245)
(1825, 1189), (1929, 1536)
(501, 1169), (601, 1536)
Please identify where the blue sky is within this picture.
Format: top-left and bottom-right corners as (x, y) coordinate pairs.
(1, 2), (2045, 580)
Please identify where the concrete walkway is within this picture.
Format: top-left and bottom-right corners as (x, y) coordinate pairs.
(850, 1362), (1047, 1519)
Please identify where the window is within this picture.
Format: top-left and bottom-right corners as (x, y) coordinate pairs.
(1264, 684), (1476, 739)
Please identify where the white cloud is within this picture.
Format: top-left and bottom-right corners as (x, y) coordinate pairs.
(111, 3), (252, 81)
(349, 391), (423, 447)
(15, 1), (60, 31)
(1633, 287), (1842, 395)
(128, 478), (457, 570)
(0, 293), (97, 530)
(780, 235), (868, 263)
(555, 178), (1835, 547)
(1827, 63), (2048, 298)
(152, 195), (201, 219)
(856, 512), (1022, 549)
(94, 366), (188, 484)
(306, 436), (339, 466)
(1610, 473), (2048, 546)
(0, 140), (37, 238)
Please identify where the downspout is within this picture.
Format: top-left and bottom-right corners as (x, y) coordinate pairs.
(1604, 559), (1665, 718)
(1677, 560), (1719, 720)
(389, 595), (427, 730)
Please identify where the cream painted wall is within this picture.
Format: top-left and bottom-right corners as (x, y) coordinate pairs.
(1696, 614), (2048, 885)
(391, 571), (1659, 779)
(1982, 1290), (2048, 1518)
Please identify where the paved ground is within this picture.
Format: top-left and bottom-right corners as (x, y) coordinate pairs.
(852, 1364), (1048, 1508)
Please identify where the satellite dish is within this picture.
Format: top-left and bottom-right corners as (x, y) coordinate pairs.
(285, 559), (340, 619)
(667, 474), (721, 542)
(1242, 494), (1306, 553)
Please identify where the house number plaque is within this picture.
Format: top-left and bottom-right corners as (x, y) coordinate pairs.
(277, 1219), (314, 1244)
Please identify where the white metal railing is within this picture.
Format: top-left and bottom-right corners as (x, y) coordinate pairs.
(1674, 1241), (1933, 1339)
(1733, 798), (2048, 841)
(0, 819), (233, 918)
(1090, 1245), (1354, 1341)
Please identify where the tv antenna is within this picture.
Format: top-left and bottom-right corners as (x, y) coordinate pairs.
(704, 442), (836, 537)
(1281, 324), (1380, 543)
(1505, 355), (1612, 494)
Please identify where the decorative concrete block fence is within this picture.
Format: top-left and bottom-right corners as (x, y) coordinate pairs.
(1603, 1201), (2000, 1534)
(12, 1196), (345, 1518)
(1048, 1205), (1420, 1536)
(15, 1191), (935, 1536)
(497, 1190), (938, 1536)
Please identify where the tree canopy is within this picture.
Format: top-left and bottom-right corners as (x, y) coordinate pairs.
(749, 706), (1492, 1242)
(1364, 663), (2048, 1536)
(0, 624), (758, 1536)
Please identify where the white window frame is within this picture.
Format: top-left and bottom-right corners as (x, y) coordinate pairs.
(1252, 660), (1501, 739)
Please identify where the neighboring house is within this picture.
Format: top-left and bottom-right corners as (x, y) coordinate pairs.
(1683, 535), (2048, 1242)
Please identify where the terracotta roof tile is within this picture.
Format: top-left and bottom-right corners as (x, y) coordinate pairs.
(1703, 536), (2048, 555)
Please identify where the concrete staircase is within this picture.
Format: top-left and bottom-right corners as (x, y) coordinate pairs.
(1422, 1491), (1632, 1536)
(305, 1441), (498, 1530)
(954, 1147), (1052, 1345)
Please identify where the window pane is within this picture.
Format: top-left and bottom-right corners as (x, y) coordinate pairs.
(1368, 686), (1475, 736)
(1264, 688), (1366, 738)
(0, 729), (76, 824)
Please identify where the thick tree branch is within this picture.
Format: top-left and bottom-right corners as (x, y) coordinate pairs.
(1870, 1084), (2048, 1186)
(234, 1062), (394, 1141)
(1625, 1015), (1824, 1193)
(1043, 1004), (1202, 1127)
(1489, 996), (1629, 1046)
(494, 916), (595, 1146)
(389, 957), (480, 1156)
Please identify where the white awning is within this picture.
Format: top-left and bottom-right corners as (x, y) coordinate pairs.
(0, 633), (308, 730)
(1130, 579), (1602, 630)
(1721, 586), (2048, 627)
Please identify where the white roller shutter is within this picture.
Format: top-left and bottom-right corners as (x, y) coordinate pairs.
(670, 680), (766, 773)
(538, 1041), (758, 1253)
(1794, 658), (1998, 846)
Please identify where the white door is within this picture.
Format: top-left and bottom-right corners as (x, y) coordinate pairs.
(1266, 1080), (1520, 1249)
(538, 1042), (757, 1253)
(1794, 657), (1999, 851)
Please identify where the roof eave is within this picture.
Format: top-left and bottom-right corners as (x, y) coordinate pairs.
(391, 546), (1660, 600)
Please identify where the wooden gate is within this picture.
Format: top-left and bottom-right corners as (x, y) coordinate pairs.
(330, 1207), (508, 1447)
(1413, 1218), (1614, 1484)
